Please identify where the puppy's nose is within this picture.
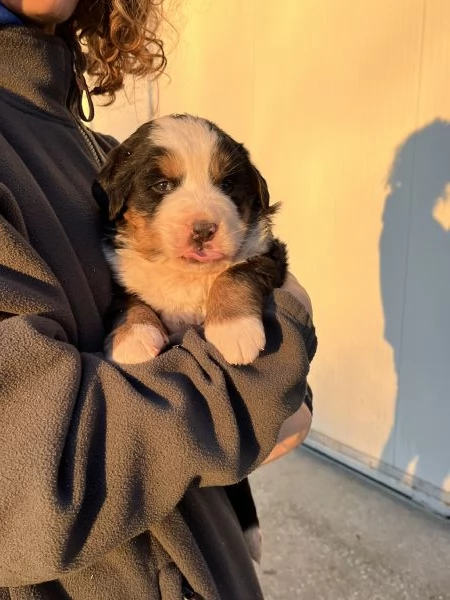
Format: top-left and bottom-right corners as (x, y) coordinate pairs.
(191, 220), (218, 244)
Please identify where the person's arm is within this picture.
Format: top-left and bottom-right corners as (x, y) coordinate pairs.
(262, 274), (315, 465)
(0, 185), (316, 587)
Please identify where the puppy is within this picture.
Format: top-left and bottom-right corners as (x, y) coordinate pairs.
(94, 114), (288, 564)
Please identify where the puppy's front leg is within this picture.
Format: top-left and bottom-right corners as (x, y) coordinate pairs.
(105, 296), (169, 365)
(205, 239), (287, 365)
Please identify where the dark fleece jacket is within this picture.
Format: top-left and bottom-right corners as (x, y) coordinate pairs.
(0, 25), (317, 600)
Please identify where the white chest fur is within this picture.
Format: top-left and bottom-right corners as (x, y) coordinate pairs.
(110, 248), (229, 333)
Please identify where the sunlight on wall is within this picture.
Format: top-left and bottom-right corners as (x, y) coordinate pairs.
(90, 78), (152, 142)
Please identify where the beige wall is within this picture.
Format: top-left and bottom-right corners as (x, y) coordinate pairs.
(93, 1), (450, 511)
(91, 78), (152, 141)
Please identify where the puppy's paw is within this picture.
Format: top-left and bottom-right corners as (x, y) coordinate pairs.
(106, 324), (168, 364)
(205, 315), (265, 365)
(244, 525), (262, 565)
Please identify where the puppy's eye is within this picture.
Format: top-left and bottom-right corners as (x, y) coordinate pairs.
(152, 180), (174, 194)
(220, 177), (235, 194)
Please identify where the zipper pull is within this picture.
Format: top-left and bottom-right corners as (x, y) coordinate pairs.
(73, 63), (95, 123)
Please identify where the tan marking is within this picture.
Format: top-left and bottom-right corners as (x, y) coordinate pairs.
(210, 145), (232, 183)
(157, 150), (185, 181)
(104, 298), (168, 363)
(205, 272), (262, 325)
(121, 207), (162, 259)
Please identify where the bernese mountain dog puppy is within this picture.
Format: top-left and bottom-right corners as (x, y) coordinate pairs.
(94, 114), (288, 565)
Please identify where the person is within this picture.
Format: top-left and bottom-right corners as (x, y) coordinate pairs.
(0, 1), (317, 598)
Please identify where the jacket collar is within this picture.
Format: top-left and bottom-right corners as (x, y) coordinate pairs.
(0, 25), (80, 121)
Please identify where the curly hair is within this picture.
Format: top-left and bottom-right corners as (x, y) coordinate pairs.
(57, 0), (168, 103)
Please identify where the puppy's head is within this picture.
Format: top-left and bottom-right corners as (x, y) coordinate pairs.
(95, 114), (279, 271)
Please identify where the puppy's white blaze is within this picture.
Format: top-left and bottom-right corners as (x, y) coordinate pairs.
(244, 525), (263, 565)
(109, 323), (167, 364)
(205, 315), (266, 365)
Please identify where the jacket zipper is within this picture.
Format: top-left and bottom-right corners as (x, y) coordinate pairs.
(75, 119), (105, 168)
(69, 63), (106, 168)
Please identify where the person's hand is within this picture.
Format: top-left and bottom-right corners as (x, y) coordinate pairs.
(261, 402), (312, 465)
(261, 273), (314, 466)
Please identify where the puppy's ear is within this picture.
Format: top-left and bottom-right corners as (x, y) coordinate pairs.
(250, 164), (270, 211)
(94, 143), (133, 221)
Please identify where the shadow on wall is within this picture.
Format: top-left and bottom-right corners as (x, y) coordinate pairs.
(380, 120), (450, 501)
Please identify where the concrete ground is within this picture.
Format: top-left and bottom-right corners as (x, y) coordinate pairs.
(250, 447), (450, 600)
